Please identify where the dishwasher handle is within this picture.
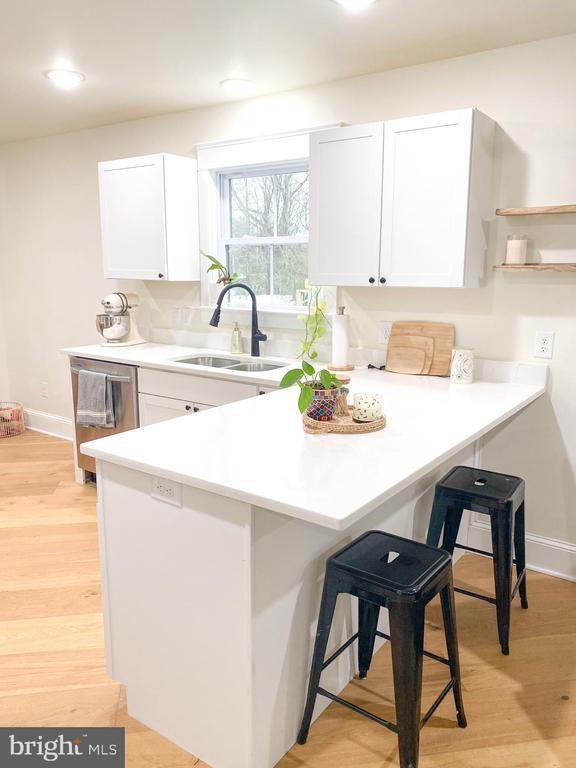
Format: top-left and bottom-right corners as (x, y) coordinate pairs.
(70, 366), (133, 383)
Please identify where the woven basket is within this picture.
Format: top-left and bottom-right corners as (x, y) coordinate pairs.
(0, 402), (25, 438)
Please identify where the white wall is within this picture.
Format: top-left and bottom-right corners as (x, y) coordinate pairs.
(0, 34), (575, 554)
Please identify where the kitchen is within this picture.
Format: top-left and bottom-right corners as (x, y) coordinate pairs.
(1, 2), (576, 767)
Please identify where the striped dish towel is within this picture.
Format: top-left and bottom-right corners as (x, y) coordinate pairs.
(76, 370), (116, 428)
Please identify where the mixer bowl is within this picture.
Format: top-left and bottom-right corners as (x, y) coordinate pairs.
(96, 314), (130, 342)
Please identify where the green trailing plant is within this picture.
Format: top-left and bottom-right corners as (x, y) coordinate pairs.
(202, 250), (241, 285)
(280, 288), (342, 413)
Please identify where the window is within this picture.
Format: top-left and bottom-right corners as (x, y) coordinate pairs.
(219, 165), (310, 309)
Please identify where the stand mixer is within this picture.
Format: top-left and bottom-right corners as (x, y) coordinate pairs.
(96, 292), (146, 346)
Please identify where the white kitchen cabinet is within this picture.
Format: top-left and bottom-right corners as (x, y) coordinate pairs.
(308, 109), (494, 288)
(380, 109), (494, 287)
(99, 153), (199, 281)
(139, 393), (211, 427)
(308, 123), (384, 286)
(138, 368), (259, 406)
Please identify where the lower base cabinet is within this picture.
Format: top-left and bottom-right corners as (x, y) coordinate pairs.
(139, 393), (211, 427)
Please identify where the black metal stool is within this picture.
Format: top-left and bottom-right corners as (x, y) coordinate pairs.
(426, 465), (528, 656)
(298, 531), (467, 768)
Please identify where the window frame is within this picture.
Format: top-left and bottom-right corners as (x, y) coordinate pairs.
(217, 162), (310, 310)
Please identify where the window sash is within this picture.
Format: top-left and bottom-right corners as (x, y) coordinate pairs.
(218, 164), (309, 309)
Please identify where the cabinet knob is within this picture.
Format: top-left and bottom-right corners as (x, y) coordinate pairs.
(185, 404), (192, 411)
(368, 277), (376, 284)
(193, 406), (200, 413)
(380, 277), (387, 284)
(158, 273), (165, 279)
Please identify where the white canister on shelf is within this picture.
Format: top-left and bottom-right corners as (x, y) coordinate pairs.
(450, 348), (475, 384)
(505, 235), (528, 265)
(331, 306), (350, 369)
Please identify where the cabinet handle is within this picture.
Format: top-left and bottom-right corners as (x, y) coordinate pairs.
(185, 405), (192, 411)
(158, 273), (165, 279)
(368, 277), (376, 284)
(193, 406), (200, 413)
(380, 277), (387, 284)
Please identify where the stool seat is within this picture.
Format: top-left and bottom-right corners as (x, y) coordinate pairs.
(427, 465), (528, 656)
(331, 531), (451, 598)
(298, 531), (466, 768)
(437, 465), (524, 505)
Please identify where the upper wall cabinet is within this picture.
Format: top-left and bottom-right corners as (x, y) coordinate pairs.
(98, 153), (200, 281)
(308, 109), (495, 288)
(308, 123), (384, 286)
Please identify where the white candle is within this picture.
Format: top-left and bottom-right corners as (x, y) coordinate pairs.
(353, 392), (383, 423)
(506, 235), (528, 265)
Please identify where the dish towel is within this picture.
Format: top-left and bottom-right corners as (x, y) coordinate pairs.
(76, 370), (116, 428)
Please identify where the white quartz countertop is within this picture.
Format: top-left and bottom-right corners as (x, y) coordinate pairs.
(62, 342), (293, 386)
(81, 365), (546, 530)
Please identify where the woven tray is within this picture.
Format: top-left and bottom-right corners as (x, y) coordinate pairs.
(303, 406), (386, 435)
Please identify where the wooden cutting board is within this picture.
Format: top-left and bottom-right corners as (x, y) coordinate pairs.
(386, 335), (434, 375)
(387, 321), (455, 376)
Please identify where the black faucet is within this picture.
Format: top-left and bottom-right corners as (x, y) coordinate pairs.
(208, 283), (267, 357)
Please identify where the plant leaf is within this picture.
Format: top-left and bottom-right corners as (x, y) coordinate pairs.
(302, 360), (315, 376)
(298, 385), (314, 413)
(319, 369), (334, 389)
(280, 368), (304, 388)
(309, 350), (318, 359)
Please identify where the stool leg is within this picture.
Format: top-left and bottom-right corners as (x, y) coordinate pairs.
(426, 492), (448, 547)
(358, 599), (380, 679)
(389, 601), (425, 768)
(297, 578), (339, 744)
(514, 501), (528, 609)
(490, 509), (513, 655)
(440, 574), (467, 728)
(441, 503), (464, 556)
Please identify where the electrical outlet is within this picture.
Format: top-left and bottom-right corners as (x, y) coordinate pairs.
(533, 331), (555, 359)
(152, 476), (182, 507)
(378, 321), (393, 346)
(40, 381), (49, 398)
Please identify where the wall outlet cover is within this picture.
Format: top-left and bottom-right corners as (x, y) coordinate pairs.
(533, 331), (555, 359)
(378, 321), (393, 346)
(152, 476), (182, 507)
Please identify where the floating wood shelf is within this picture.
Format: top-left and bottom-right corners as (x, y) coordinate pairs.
(493, 263), (576, 272)
(496, 205), (576, 216)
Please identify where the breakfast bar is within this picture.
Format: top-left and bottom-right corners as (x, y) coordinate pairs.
(82, 363), (546, 768)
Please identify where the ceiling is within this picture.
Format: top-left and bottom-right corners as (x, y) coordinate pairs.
(1, 0), (576, 145)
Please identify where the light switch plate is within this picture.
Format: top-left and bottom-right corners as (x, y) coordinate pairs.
(152, 476), (182, 507)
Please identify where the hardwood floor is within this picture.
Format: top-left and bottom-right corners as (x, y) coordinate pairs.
(1, 431), (575, 768)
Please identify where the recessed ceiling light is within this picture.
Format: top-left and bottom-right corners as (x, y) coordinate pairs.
(43, 69), (85, 90)
(333, 0), (377, 12)
(219, 78), (256, 97)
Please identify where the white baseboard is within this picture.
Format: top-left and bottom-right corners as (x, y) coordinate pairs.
(24, 408), (73, 441)
(468, 517), (576, 583)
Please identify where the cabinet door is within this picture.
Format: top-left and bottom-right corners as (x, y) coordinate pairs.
(380, 109), (473, 287)
(139, 393), (205, 426)
(309, 123), (384, 287)
(99, 155), (168, 280)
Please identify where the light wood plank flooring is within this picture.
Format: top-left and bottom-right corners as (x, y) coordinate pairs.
(1, 431), (575, 768)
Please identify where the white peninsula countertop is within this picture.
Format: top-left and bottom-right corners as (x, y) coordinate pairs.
(82, 362), (546, 530)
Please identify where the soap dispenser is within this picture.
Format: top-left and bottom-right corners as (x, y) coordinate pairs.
(231, 321), (244, 354)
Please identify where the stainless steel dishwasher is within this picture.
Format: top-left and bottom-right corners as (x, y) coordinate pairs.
(71, 356), (139, 473)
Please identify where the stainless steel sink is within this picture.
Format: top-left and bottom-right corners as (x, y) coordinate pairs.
(228, 361), (284, 372)
(174, 355), (242, 368)
(173, 355), (285, 372)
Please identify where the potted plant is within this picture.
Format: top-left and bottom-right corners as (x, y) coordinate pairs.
(280, 289), (344, 420)
(202, 250), (241, 304)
